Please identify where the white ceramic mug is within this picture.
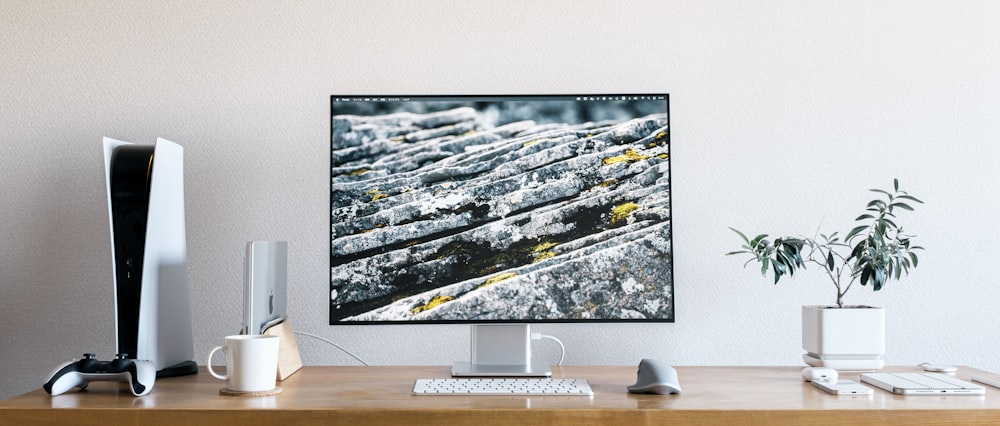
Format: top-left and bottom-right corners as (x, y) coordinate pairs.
(207, 334), (280, 392)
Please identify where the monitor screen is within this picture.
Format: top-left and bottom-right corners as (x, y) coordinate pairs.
(330, 95), (672, 324)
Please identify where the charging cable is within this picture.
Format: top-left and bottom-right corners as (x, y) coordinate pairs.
(531, 333), (566, 366)
(293, 330), (370, 366)
(292, 330), (563, 368)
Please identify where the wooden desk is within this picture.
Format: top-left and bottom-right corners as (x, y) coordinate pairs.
(3, 365), (1000, 425)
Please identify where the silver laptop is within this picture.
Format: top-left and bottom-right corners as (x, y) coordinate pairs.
(860, 372), (985, 395)
(242, 241), (288, 334)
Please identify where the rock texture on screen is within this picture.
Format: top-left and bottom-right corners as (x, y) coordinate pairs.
(330, 100), (672, 322)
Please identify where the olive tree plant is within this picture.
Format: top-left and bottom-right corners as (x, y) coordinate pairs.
(727, 179), (923, 308)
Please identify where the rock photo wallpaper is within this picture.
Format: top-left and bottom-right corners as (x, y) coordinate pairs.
(330, 96), (673, 323)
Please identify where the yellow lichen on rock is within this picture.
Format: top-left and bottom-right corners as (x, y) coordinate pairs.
(532, 242), (558, 253)
(602, 149), (649, 165)
(411, 295), (455, 314)
(531, 242), (558, 263)
(533, 251), (556, 263)
(479, 272), (518, 289)
(611, 202), (641, 225)
(366, 188), (388, 202)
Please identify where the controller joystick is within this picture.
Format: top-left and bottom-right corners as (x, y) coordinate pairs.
(43, 353), (156, 396)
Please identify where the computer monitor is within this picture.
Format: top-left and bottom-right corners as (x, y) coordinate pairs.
(330, 95), (672, 376)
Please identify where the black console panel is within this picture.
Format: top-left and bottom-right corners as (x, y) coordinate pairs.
(109, 145), (155, 362)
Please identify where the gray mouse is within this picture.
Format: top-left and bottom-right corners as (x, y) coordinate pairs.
(627, 359), (681, 394)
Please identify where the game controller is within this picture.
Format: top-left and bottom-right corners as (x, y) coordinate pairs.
(43, 353), (156, 396)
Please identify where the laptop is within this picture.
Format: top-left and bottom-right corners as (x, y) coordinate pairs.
(242, 241), (288, 334)
(860, 372), (985, 395)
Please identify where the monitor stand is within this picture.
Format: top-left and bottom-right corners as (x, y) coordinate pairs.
(451, 324), (551, 377)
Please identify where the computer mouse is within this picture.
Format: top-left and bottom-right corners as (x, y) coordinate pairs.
(627, 359), (681, 394)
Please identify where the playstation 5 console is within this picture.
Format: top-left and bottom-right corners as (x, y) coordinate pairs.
(103, 137), (197, 377)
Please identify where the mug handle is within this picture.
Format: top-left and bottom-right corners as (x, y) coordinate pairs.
(207, 345), (228, 380)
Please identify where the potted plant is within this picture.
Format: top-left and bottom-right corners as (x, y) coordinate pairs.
(727, 179), (923, 370)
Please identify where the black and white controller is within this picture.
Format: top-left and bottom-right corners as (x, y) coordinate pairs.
(43, 353), (156, 396)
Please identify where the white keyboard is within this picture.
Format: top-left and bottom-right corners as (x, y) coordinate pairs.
(412, 378), (594, 395)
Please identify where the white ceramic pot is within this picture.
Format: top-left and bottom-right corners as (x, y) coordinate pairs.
(801, 305), (885, 371)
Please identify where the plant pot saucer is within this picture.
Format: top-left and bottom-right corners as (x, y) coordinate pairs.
(805, 304), (881, 309)
(803, 353), (884, 371)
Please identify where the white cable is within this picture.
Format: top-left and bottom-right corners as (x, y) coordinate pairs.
(532, 333), (566, 366)
(293, 330), (370, 366)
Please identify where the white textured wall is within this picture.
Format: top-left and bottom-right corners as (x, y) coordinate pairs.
(3, 0), (1000, 400)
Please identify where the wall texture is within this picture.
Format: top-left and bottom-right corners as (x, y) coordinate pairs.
(3, 0), (999, 399)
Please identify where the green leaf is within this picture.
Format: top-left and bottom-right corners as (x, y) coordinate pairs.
(855, 214), (876, 221)
(890, 202), (914, 211)
(827, 251), (835, 271)
(894, 178), (899, 192)
(874, 267), (886, 291)
(775, 250), (791, 275)
(896, 194), (924, 204)
(845, 225), (869, 241)
(781, 243), (803, 267)
(729, 227), (750, 245)
(772, 259), (786, 284)
(850, 241), (867, 259)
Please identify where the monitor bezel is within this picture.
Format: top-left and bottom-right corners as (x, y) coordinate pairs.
(329, 94), (673, 325)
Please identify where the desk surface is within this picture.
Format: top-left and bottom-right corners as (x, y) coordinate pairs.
(4, 365), (1000, 425)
